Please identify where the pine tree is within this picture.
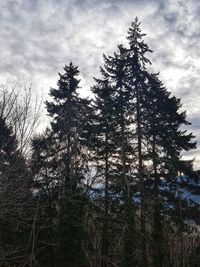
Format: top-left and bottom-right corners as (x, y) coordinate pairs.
(140, 72), (196, 266)
(100, 19), (153, 266)
(99, 44), (139, 265)
(45, 62), (91, 267)
(91, 77), (120, 266)
(125, 19), (153, 267)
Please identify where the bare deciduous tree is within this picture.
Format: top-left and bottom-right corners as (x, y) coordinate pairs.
(0, 83), (42, 156)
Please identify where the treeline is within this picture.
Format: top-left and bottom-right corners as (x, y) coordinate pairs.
(0, 18), (200, 267)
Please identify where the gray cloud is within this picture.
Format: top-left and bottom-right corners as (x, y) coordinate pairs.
(0, 0), (199, 167)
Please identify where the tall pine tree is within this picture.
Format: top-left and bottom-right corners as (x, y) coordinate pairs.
(45, 62), (91, 267)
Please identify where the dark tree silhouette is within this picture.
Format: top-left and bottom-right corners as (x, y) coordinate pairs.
(43, 62), (91, 267)
(0, 117), (33, 266)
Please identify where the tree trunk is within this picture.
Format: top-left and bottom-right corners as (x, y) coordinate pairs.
(136, 86), (148, 267)
(152, 131), (164, 267)
(102, 127), (109, 267)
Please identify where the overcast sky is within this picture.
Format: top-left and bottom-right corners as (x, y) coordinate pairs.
(0, 0), (200, 167)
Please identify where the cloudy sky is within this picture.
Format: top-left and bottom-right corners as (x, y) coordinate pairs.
(0, 0), (200, 167)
